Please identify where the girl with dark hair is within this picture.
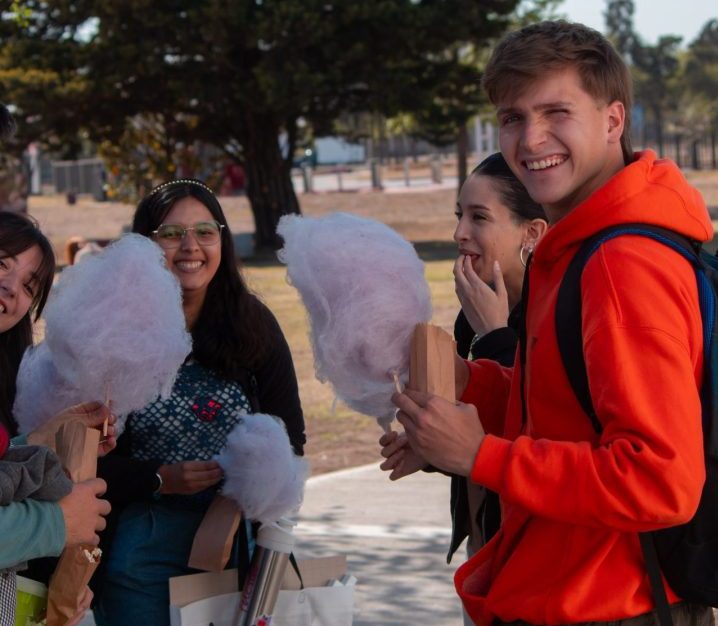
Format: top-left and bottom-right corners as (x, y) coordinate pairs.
(0, 212), (55, 435)
(452, 151), (548, 361)
(94, 179), (305, 625)
(380, 153), (547, 625)
(0, 211), (113, 625)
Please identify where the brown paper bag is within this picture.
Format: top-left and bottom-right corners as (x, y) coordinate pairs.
(409, 323), (456, 401)
(46, 545), (101, 625)
(54, 421), (100, 482)
(47, 422), (102, 625)
(187, 494), (242, 571)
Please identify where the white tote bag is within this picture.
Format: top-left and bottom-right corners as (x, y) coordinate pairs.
(171, 586), (355, 626)
(169, 556), (355, 626)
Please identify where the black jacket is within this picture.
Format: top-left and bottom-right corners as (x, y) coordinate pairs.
(447, 308), (518, 562)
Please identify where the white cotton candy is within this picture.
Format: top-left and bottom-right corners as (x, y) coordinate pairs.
(215, 413), (309, 524)
(15, 234), (191, 434)
(276, 212), (432, 428)
(14, 342), (85, 434)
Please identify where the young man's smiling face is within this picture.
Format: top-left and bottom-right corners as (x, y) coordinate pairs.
(496, 66), (626, 223)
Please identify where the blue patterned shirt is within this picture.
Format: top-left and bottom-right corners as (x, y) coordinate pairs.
(127, 360), (251, 464)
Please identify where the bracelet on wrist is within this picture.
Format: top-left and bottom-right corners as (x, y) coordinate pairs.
(153, 471), (163, 496)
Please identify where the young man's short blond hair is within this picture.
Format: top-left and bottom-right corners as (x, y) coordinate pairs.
(483, 21), (633, 163)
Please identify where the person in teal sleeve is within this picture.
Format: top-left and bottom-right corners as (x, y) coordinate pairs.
(0, 124), (114, 623)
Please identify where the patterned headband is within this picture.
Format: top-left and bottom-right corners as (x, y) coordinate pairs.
(150, 179), (214, 196)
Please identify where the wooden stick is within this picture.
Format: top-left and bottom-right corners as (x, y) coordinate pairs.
(391, 370), (402, 394)
(102, 382), (110, 439)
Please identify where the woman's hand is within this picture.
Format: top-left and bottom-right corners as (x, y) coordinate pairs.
(454, 257), (509, 338)
(157, 460), (224, 495)
(379, 430), (428, 480)
(27, 401), (116, 456)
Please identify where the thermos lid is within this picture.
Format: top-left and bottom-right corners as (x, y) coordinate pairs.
(256, 517), (296, 552)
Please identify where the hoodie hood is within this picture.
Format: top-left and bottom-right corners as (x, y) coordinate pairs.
(534, 150), (712, 266)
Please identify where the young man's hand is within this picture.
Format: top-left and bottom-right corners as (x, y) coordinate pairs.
(379, 430), (428, 480)
(392, 390), (484, 477)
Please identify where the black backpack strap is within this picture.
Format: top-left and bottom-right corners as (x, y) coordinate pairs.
(554, 232), (603, 431)
(555, 224), (701, 433)
(639, 533), (674, 626)
(555, 223), (705, 626)
(518, 251), (533, 427)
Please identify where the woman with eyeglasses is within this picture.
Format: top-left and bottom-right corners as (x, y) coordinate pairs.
(93, 179), (305, 625)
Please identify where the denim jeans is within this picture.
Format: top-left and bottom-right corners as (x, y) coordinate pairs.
(93, 501), (208, 626)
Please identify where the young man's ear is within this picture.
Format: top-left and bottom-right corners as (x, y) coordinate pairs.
(606, 101), (625, 143)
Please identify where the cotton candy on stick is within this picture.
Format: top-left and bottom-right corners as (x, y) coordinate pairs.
(189, 413), (307, 571)
(215, 413), (309, 524)
(277, 212), (432, 430)
(14, 235), (192, 435)
(14, 341), (85, 435)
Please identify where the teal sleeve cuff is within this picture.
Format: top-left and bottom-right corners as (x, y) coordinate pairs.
(0, 500), (66, 568)
(10, 434), (28, 447)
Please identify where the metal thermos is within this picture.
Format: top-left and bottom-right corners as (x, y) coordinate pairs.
(236, 518), (295, 626)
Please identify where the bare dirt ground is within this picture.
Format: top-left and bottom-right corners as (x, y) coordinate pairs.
(26, 168), (718, 475)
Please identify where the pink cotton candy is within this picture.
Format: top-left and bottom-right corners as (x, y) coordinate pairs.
(276, 212), (432, 429)
(14, 341), (85, 434)
(215, 413), (309, 524)
(14, 235), (191, 434)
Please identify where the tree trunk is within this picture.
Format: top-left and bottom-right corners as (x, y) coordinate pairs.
(691, 139), (700, 170)
(0, 155), (28, 213)
(243, 117), (301, 250)
(457, 123), (469, 190)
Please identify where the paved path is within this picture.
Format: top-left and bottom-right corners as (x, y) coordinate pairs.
(295, 463), (464, 626)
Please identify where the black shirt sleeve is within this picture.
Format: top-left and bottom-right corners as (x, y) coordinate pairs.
(454, 309), (475, 359)
(254, 313), (306, 456)
(97, 427), (161, 507)
(454, 306), (519, 368)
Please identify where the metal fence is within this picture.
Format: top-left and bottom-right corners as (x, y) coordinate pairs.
(52, 158), (107, 200)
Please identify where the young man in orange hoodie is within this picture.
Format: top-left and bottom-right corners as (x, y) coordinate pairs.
(389, 21), (714, 626)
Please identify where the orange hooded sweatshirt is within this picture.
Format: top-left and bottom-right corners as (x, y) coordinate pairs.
(455, 151), (712, 625)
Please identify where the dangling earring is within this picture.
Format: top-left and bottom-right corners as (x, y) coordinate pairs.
(520, 244), (533, 268)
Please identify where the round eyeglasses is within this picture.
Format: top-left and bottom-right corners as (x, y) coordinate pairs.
(151, 221), (225, 249)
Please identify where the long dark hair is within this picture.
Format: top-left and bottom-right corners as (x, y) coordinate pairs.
(0, 212), (56, 433)
(471, 153), (546, 223)
(132, 180), (274, 379)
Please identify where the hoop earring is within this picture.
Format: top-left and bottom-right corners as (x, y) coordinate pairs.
(520, 245), (533, 268)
